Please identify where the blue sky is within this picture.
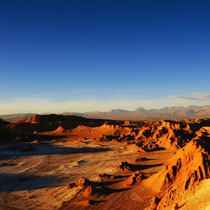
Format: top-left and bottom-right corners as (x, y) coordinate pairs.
(0, 0), (210, 114)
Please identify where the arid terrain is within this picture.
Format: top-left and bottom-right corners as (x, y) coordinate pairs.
(0, 115), (209, 209)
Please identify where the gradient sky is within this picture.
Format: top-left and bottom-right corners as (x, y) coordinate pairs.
(0, 0), (210, 114)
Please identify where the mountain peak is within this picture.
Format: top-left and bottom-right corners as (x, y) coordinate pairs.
(135, 107), (147, 112)
(109, 109), (130, 114)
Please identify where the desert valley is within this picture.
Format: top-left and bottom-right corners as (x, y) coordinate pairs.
(0, 114), (209, 209)
(1, 1), (210, 209)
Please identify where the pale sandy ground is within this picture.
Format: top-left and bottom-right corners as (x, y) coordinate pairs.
(0, 140), (173, 210)
(183, 179), (210, 210)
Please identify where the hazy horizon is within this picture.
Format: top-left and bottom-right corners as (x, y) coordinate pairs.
(1, 104), (210, 116)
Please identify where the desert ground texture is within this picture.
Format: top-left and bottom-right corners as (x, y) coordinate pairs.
(0, 115), (209, 210)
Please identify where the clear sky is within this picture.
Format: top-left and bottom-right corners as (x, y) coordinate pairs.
(0, 0), (210, 114)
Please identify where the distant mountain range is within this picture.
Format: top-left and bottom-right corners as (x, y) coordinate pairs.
(1, 105), (210, 122)
(0, 113), (37, 122)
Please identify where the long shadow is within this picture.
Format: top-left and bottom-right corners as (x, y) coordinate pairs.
(0, 143), (112, 160)
(89, 200), (106, 205)
(92, 180), (122, 186)
(26, 134), (69, 142)
(137, 163), (163, 170)
(0, 173), (64, 192)
(147, 147), (165, 152)
(1, 144), (112, 156)
(134, 157), (156, 162)
(0, 132), (68, 143)
(59, 199), (106, 209)
(0, 173), (131, 193)
(93, 186), (131, 196)
(118, 161), (163, 171)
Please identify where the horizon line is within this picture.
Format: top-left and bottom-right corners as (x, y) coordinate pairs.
(1, 104), (210, 116)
